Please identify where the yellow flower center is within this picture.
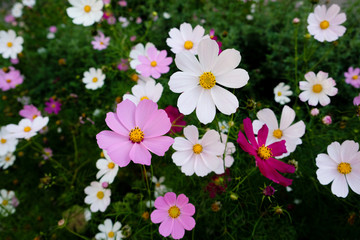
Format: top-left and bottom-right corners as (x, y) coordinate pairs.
(184, 40), (194, 50)
(312, 84), (323, 93)
(273, 129), (283, 139)
(199, 72), (216, 89)
(100, 41), (104, 45)
(337, 162), (352, 174)
(32, 115), (38, 119)
(168, 206), (181, 218)
(2, 200), (8, 206)
(24, 126), (31, 132)
(257, 145), (272, 160)
(108, 231), (115, 238)
(140, 96), (149, 101)
(96, 191), (104, 199)
(6, 79), (11, 83)
(7, 42), (13, 47)
(5, 156), (11, 161)
(131, 74), (139, 82)
(150, 61), (157, 67)
(52, 104), (56, 108)
(92, 77), (98, 83)
(129, 127), (144, 143)
(320, 20), (329, 29)
(277, 91), (282, 96)
(0, 138), (6, 144)
(193, 144), (203, 154)
(84, 5), (91, 13)
(107, 162), (115, 169)
(352, 75), (358, 80)
(156, 182), (161, 187)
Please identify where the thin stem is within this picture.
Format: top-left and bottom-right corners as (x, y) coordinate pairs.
(65, 227), (89, 240)
(142, 165), (153, 240)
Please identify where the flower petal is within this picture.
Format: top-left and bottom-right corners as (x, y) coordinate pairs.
(196, 90), (216, 124)
(211, 85), (238, 115)
(159, 217), (173, 237)
(174, 52), (202, 76)
(135, 99), (158, 129)
(197, 39), (218, 72)
(216, 68), (249, 89)
(171, 219), (185, 240)
(212, 49), (241, 76)
(178, 87), (202, 115)
(151, 209), (169, 224)
(142, 136), (174, 156)
(129, 144), (151, 165)
(116, 100), (136, 131)
(331, 174), (348, 198)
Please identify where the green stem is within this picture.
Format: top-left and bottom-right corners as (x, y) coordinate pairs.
(65, 227), (89, 240)
(232, 167), (257, 192)
(141, 165), (153, 240)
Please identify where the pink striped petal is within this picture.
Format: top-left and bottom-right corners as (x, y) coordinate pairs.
(164, 192), (177, 206)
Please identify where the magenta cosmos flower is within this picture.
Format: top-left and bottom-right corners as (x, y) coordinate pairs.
(96, 99), (174, 167)
(237, 118), (296, 187)
(344, 66), (360, 88)
(164, 105), (186, 134)
(151, 192), (195, 239)
(136, 46), (172, 79)
(19, 104), (41, 120)
(91, 31), (110, 50)
(0, 66), (23, 91)
(44, 98), (62, 114)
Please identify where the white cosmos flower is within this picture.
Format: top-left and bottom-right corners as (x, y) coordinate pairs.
(172, 125), (225, 177)
(66, 0), (103, 27)
(0, 30), (24, 59)
(84, 181), (111, 212)
(5, 116), (49, 140)
(299, 71), (337, 106)
(169, 39), (249, 124)
(307, 4), (346, 42)
(129, 42), (155, 71)
(96, 151), (119, 184)
(0, 189), (16, 217)
(82, 68), (105, 90)
(0, 152), (16, 169)
(11, 3), (23, 18)
(253, 105), (306, 158)
(214, 133), (235, 174)
(136, 75), (155, 86)
(166, 22), (208, 55)
(316, 140), (360, 198)
(95, 218), (123, 240)
(0, 127), (18, 156)
(274, 82), (292, 105)
(123, 79), (163, 105)
(151, 176), (171, 198)
(22, 0), (36, 7)
(218, 120), (229, 134)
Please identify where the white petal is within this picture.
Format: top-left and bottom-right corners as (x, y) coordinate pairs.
(331, 174), (349, 198)
(212, 49), (241, 76)
(197, 39), (218, 72)
(174, 52), (202, 76)
(316, 168), (337, 185)
(216, 68), (249, 89)
(346, 173), (360, 195)
(183, 125), (199, 145)
(196, 90), (216, 124)
(327, 141), (341, 163)
(257, 108), (278, 130)
(210, 85), (238, 115)
(177, 86), (202, 115)
(169, 71), (198, 93)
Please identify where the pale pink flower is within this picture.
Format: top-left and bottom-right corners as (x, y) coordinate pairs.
(0, 66), (24, 91)
(118, 0), (127, 6)
(353, 94), (360, 106)
(322, 115), (332, 125)
(344, 67), (360, 88)
(19, 105), (41, 120)
(136, 47), (172, 79)
(310, 108), (319, 116)
(91, 32), (110, 50)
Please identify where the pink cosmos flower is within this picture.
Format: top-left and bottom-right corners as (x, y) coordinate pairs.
(117, 58), (129, 71)
(0, 66), (23, 91)
(164, 105), (186, 134)
(96, 99), (174, 167)
(91, 32), (110, 50)
(118, 0), (127, 7)
(19, 105), (41, 120)
(344, 67), (360, 88)
(136, 47), (173, 79)
(322, 115), (332, 125)
(151, 192), (196, 239)
(237, 118), (296, 186)
(10, 58), (19, 65)
(49, 26), (57, 33)
(5, 14), (15, 23)
(130, 35), (136, 42)
(42, 147), (53, 160)
(353, 94), (360, 106)
(310, 108), (319, 116)
(209, 29), (222, 54)
(44, 98), (62, 114)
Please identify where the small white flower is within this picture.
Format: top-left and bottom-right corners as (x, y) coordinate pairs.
(214, 133), (236, 174)
(123, 80), (163, 105)
(0, 127), (18, 156)
(96, 151), (119, 184)
(166, 22), (208, 55)
(136, 75), (155, 86)
(273, 82), (292, 105)
(118, 16), (129, 27)
(253, 105), (306, 158)
(307, 4), (346, 42)
(84, 208), (91, 221)
(299, 71), (338, 106)
(163, 12), (171, 19)
(17, 96), (31, 105)
(11, 3), (23, 18)
(0, 30), (24, 59)
(95, 218), (123, 240)
(47, 32), (55, 39)
(22, 0), (36, 7)
(0, 152), (16, 169)
(84, 181), (111, 212)
(316, 140), (360, 198)
(218, 120), (229, 134)
(172, 125), (225, 177)
(0, 189), (16, 217)
(246, 15), (254, 21)
(66, 0), (104, 27)
(82, 68), (105, 90)
(151, 176), (171, 198)
(129, 42), (155, 71)
(5, 116), (49, 140)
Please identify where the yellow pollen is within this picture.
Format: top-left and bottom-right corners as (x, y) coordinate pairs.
(96, 191), (104, 199)
(352, 75), (358, 80)
(129, 127), (144, 143)
(7, 42), (13, 47)
(5, 156), (10, 161)
(168, 206), (181, 218)
(140, 96), (149, 101)
(193, 144), (203, 154)
(92, 77), (98, 83)
(107, 162), (115, 169)
(320, 20), (329, 29)
(84, 5), (91, 13)
(108, 231), (115, 238)
(0, 138), (6, 144)
(100, 41), (104, 45)
(32, 115), (38, 119)
(184, 40), (194, 50)
(277, 91), (282, 96)
(156, 182), (161, 188)
(199, 72), (216, 89)
(312, 84), (323, 93)
(257, 145), (272, 160)
(337, 162), (352, 174)
(273, 129), (283, 139)
(2, 200), (8, 206)
(6, 79), (11, 83)
(24, 126), (31, 132)
(131, 74), (139, 82)
(150, 61), (157, 67)
(100, 151), (105, 158)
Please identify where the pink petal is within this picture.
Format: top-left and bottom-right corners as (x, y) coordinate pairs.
(138, 55), (151, 65)
(164, 192), (177, 206)
(171, 220), (185, 239)
(154, 196), (171, 210)
(178, 215), (196, 231)
(116, 100), (136, 131)
(267, 140), (287, 157)
(237, 130), (257, 156)
(150, 67), (161, 79)
(135, 99), (158, 129)
(151, 209), (169, 224)
(159, 217), (173, 237)
(243, 118), (258, 148)
(106, 140), (133, 167)
(257, 159), (293, 186)
(257, 124), (269, 146)
(129, 143), (151, 165)
(143, 109), (172, 137)
(105, 112), (128, 136)
(180, 203), (195, 216)
(175, 194), (189, 208)
(147, 47), (158, 60)
(136, 64), (151, 77)
(96, 130), (128, 149)
(142, 136), (174, 156)
(267, 157), (296, 174)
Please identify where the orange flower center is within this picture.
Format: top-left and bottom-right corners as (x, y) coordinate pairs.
(320, 20), (329, 29)
(92, 77), (98, 83)
(108, 231), (115, 238)
(312, 84), (323, 93)
(184, 40), (194, 50)
(24, 126), (31, 132)
(107, 162), (115, 169)
(7, 42), (13, 47)
(193, 144), (203, 154)
(84, 5), (91, 13)
(352, 75), (358, 80)
(273, 129), (283, 139)
(257, 145), (272, 160)
(0, 138), (6, 144)
(96, 191), (104, 199)
(337, 162), (351, 174)
(199, 72), (216, 89)
(168, 206), (181, 218)
(150, 61), (157, 67)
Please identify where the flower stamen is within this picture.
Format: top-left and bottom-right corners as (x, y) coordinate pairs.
(257, 145), (272, 160)
(199, 72), (216, 89)
(312, 84), (323, 93)
(320, 20), (329, 29)
(184, 40), (194, 50)
(168, 206), (181, 218)
(193, 144), (203, 154)
(273, 129), (283, 139)
(337, 162), (351, 174)
(129, 127), (144, 143)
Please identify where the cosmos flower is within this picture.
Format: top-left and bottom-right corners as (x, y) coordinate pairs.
(44, 98), (62, 114)
(66, 0), (104, 26)
(136, 47), (172, 79)
(344, 67), (360, 88)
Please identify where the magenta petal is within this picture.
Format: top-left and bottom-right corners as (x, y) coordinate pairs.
(171, 220), (185, 240)
(159, 217), (173, 237)
(106, 140), (133, 167)
(143, 109), (172, 137)
(151, 209), (169, 224)
(268, 140), (287, 156)
(129, 143), (151, 165)
(180, 203), (195, 216)
(178, 215), (196, 231)
(237, 130), (257, 156)
(154, 196), (170, 210)
(163, 192), (177, 206)
(105, 112), (128, 136)
(243, 118), (259, 148)
(96, 130), (128, 149)
(257, 159), (293, 187)
(135, 99), (158, 129)
(175, 194), (189, 208)
(142, 136), (174, 156)
(267, 157), (296, 174)
(257, 124), (269, 146)
(116, 100), (136, 131)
